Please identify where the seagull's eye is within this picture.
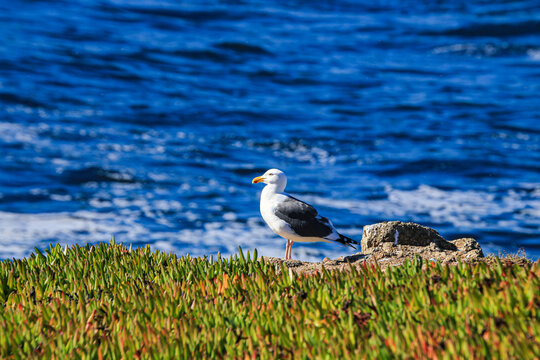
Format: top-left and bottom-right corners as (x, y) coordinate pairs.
(268, 173), (274, 176)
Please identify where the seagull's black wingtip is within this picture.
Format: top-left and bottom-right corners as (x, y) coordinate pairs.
(337, 233), (360, 249)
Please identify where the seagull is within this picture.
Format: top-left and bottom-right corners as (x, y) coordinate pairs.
(252, 168), (359, 260)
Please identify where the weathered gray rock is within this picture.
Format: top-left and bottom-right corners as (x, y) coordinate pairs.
(357, 221), (484, 266)
(361, 221), (457, 252)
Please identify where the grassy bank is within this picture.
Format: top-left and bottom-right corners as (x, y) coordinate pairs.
(0, 242), (538, 359)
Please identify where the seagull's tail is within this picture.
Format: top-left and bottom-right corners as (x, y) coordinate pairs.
(336, 233), (360, 250)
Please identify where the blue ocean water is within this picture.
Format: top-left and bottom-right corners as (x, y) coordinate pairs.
(0, 0), (539, 260)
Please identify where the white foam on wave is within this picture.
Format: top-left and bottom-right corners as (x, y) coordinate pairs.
(2, 183), (537, 260)
(157, 219), (353, 262)
(527, 49), (540, 61)
(0, 210), (351, 262)
(434, 43), (540, 60)
(305, 184), (540, 233)
(0, 210), (148, 258)
(0, 122), (44, 145)
(433, 43), (497, 56)
(249, 139), (337, 165)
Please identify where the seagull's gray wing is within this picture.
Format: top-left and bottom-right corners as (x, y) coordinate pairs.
(274, 196), (333, 238)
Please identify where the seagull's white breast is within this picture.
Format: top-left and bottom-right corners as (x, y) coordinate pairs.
(260, 193), (294, 237)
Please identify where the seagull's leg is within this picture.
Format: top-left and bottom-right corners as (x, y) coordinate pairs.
(287, 239), (293, 260)
(285, 239), (294, 260)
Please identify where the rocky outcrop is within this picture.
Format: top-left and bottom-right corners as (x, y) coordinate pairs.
(360, 221), (483, 263)
(262, 221), (486, 273)
(361, 221), (457, 251)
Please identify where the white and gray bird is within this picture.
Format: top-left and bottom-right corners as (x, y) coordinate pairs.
(252, 169), (359, 260)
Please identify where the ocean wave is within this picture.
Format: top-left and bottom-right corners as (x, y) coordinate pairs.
(0, 182), (538, 260)
(0, 210), (352, 262)
(305, 184), (540, 236)
(424, 20), (540, 38)
(433, 43), (540, 58)
(247, 139), (337, 165)
(0, 210), (142, 258)
(57, 167), (138, 185)
(0, 122), (42, 145)
(214, 41), (271, 55)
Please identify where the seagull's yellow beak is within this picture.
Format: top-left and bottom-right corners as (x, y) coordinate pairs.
(252, 176), (265, 184)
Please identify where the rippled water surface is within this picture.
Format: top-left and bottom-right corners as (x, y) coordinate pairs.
(1, 0), (539, 260)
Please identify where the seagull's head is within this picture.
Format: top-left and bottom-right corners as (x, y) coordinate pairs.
(252, 168), (286, 188)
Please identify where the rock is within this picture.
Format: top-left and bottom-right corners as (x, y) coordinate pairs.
(262, 222), (486, 274)
(343, 253), (369, 263)
(283, 259), (304, 267)
(358, 221), (484, 266)
(361, 221), (457, 252)
(450, 238), (484, 258)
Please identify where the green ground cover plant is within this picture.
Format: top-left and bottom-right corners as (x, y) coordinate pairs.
(0, 242), (538, 359)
